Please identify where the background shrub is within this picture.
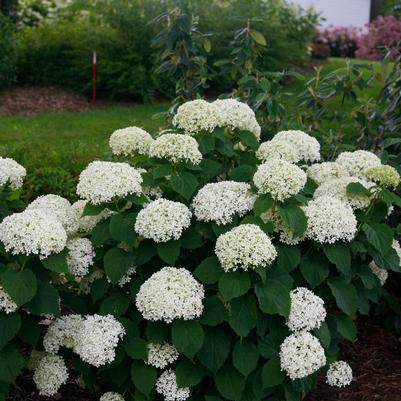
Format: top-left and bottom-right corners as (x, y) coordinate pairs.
(0, 14), (17, 88)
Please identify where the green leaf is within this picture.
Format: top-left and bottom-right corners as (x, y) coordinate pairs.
(99, 293), (129, 316)
(238, 130), (259, 150)
(314, 321), (331, 349)
(255, 277), (291, 318)
(218, 272), (251, 300)
(334, 314), (357, 341)
(0, 346), (24, 383)
(157, 240), (181, 265)
(124, 337), (148, 360)
(215, 366), (245, 401)
(278, 205), (307, 238)
(109, 213), (137, 244)
(194, 256), (223, 284)
(323, 243), (351, 275)
(253, 195), (274, 216)
(328, 277), (358, 316)
(0, 313), (21, 350)
(104, 247), (135, 284)
(198, 135), (215, 155)
(230, 165), (256, 182)
(232, 340), (259, 377)
(277, 244), (300, 272)
(153, 164), (172, 179)
(42, 250), (69, 273)
(181, 227), (204, 250)
(91, 220), (111, 247)
(26, 281), (60, 317)
(200, 296), (228, 326)
(171, 172), (198, 200)
(131, 360), (157, 396)
(261, 358), (285, 388)
(19, 315), (40, 347)
(362, 223), (393, 254)
(90, 278), (110, 302)
(199, 159), (221, 177)
(176, 358), (204, 388)
(300, 252), (330, 289)
(249, 29), (267, 46)
(0, 269), (37, 306)
(346, 182), (370, 196)
(135, 240), (156, 265)
(198, 327), (230, 372)
(228, 293), (257, 337)
(172, 320), (204, 359)
(83, 203), (106, 216)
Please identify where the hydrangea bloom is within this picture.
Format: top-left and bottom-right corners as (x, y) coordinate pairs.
(100, 392), (125, 401)
(191, 181), (256, 225)
(149, 134), (202, 165)
(74, 314), (125, 367)
(313, 177), (373, 209)
(135, 199), (192, 243)
(306, 161), (349, 185)
(33, 355), (68, 397)
(365, 165), (400, 189)
(253, 160), (307, 201)
(256, 140), (300, 163)
(172, 99), (220, 135)
(326, 361), (353, 387)
(392, 239), (401, 268)
(0, 156), (26, 190)
(77, 161), (143, 205)
(27, 194), (79, 234)
(71, 200), (114, 233)
(287, 288), (326, 332)
(336, 150), (381, 178)
(66, 238), (95, 277)
(0, 209), (67, 259)
(147, 343), (179, 369)
(272, 130), (321, 162)
(109, 126), (153, 156)
(0, 286), (18, 314)
(156, 370), (190, 401)
(369, 261), (388, 285)
(280, 331), (326, 380)
(213, 98), (261, 139)
(215, 224), (277, 271)
(114, 266), (137, 287)
(136, 267), (204, 323)
(304, 196), (357, 243)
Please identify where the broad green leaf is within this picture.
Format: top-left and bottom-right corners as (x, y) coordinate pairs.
(328, 277), (358, 316)
(124, 337), (148, 360)
(200, 159), (222, 177)
(253, 194), (274, 216)
(90, 278), (110, 302)
(255, 278), (291, 318)
(0, 313), (21, 350)
(346, 182), (370, 196)
(171, 172), (198, 201)
(218, 272), (251, 300)
(228, 293), (257, 337)
(232, 340), (259, 377)
(278, 205), (307, 238)
(323, 243), (351, 276)
(261, 358), (285, 388)
(145, 322), (169, 343)
(314, 321), (331, 349)
(99, 293), (129, 316)
(19, 315), (40, 347)
(198, 327), (230, 372)
(172, 320), (204, 359)
(153, 164), (172, 179)
(198, 135), (215, 155)
(230, 165), (256, 182)
(91, 220), (111, 247)
(238, 130), (259, 150)
(83, 203), (106, 216)
(0, 269), (37, 306)
(157, 240), (181, 265)
(194, 256), (223, 284)
(249, 29), (267, 46)
(362, 223), (393, 254)
(277, 244), (301, 272)
(131, 360), (157, 396)
(200, 296), (228, 326)
(300, 252), (330, 289)
(215, 366), (245, 401)
(0, 346), (24, 383)
(42, 250), (69, 273)
(135, 240), (156, 265)
(180, 227), (204, 250)
(109, 213), (137, 244)
(104, 247), (135, 284)
(26, 281), (60, 317)
(176, 358), (204, 388)
(334, 314), (357, 341)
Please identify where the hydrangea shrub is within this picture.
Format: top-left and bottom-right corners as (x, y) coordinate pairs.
(1, 99), (401, 401)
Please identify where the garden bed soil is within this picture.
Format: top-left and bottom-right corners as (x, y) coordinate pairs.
(8, 317), (401, 401)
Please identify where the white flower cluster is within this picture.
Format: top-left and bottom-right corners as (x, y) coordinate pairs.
(77, 161), (143, 205)
(326, 361), (353, 387)
(336, 150), (381, 178)
(191, 181), (256, 225)
(0, 156), (26, 190)
(135, 199), (192, 243)
(369, 261), (388, 285)
(33, 355), (68, 397)
(287, 287), (326, 332)
(147, 343), (179, 369)
(304, 196), (357, 243)
(0, 286), (18, 314)
(392, 239), (401, 266)
(149, 134), (202, 165)
(66, 238), (95, 277)
(280, 331), (326, 380)
(109, 126), (153, 156)
(256, 140), (300, 163)
(215, 224), (277, 271)
(71, 200), (114, 233)
(213, 98), (261, 139)
(0, 209), (67, 259)
(27, 194), (79, 234)
(100, 392), (125, 401)
(253, 160), (307, 201)
(272, 130), (321, 162)
(136, 267), (204, 323)
(313, 177), (373, 210)
(172, 99), (220, 135)
(115, 266), (137, 287)
(156, 370), (190, 401)
(306, 161), (349, 185)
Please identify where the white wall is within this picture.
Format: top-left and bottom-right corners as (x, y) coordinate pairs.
(291, 0), (371, 27)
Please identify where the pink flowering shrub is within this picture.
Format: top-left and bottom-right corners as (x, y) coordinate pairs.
(356, 16), (401, 60)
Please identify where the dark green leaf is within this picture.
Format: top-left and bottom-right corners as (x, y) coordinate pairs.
(278, 205), (307, 238)
(200, 296), (228, 326)
(198, 135), (215, 155)
(230, 165), (256, 182)
(218, 272), (251, 300)
(135, 240), (156, 265)
(362, 223), (393, 254)
(194, 256), (223, 284)
(104, 247), (135, 284)
(131, 360), (157, 396)
(255, 277), (291, 318)
(90, 278), (110, 302)
(99, 293), (129, 316)
(346, 182), (370, 196)
(26, 281), (60, 317)
(171, 172), (198, 200)
(215, 366), (245, 401)
(42, 250), (69, 273)
(199, 159), (221, 177)
(0, 313), (21, 350)
(0, 346), (24, 383)
(157, 240), (181, 265)
(109, 213), (137, 244)
(314, 321), (331, 349)
(262, 358), (285, 388)
(172, 320), (204, 359)
(124, 337), (148, 360)
(238, 130), (259, 150)
(176, 358), (204, 388)
(232, 340), (259, 377)
(334, 314), (357, 341)
(323, 243), (351, 275)
(300, 252), (330, 289)
(253, 195), (274, 217)
(228, 293), (257, 337)
(91, 220), (111, 247)
(0, 269), (37, 306)
(328, 277), (358, 316)
(198, 327), (230, 372)
(83, 203), (106, 216)
(277, 244), (300, 272)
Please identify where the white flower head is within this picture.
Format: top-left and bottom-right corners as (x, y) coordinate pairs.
(369, 261), (388, 285)
(287, 287), (326, 332)
(74, 314), (125, 367)
(172, 99), (220, 135)
(307, 162), (349, 185)
(156, 370), (190, 401)
(304, 196), (357, 243)
(77, 161), (143, 205)
(136, 267), (204, 323)
(336, 150), (381, 178)
(109, 126), (153, 156)
(100, 392), (125, 401)
(191, 181), (256, 225)
(66, 238), (95, 277)
(135, 199), (192, 243)
(213, 98), (261, 139)
(147, 343), (179, 369)
(326, 361), (353, 387)
(272, 130), (321, 162)
(256, 140), (300, 163)
(71, 200), (114, 233)
(280, 331), (326, 380)
(33, 355), (68, 397)
(253, 159), (307, 201)
(149, 134), (202, 165)
(0, 209), (67, 259)
(0, 157), (26, 190)
(215, 224), (277, 272)
(0, 286), (18, 314)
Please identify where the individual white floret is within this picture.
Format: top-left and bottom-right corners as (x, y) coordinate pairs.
(71, 200), (114, 233)
(156, 370), (190, 401)
(0, 286), (18, 314)
(336, 150), (381, 179)
(326, 361), (353, 387)
(99, 392), (125, 401)
(0, 157), (26, 190)
(109, 126), (153, 156)
(147, 343), (179, 369)
(307, 161), (349, 185)
(33, 355), (68, 397)
(66, 237), (95, 277)
(256, 140), (300, 163)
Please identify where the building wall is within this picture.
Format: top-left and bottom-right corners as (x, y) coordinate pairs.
(291, 0), (371, 27)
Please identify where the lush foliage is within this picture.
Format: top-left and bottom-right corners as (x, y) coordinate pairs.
(0, 14), (17, 88)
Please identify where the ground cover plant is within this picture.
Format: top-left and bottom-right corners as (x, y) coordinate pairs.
(1, 97), (401, 401)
